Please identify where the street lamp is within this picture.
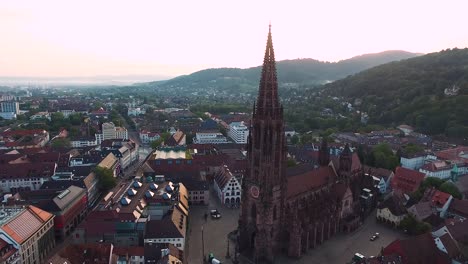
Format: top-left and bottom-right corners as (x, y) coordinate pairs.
(226, 237), (231, 259)
(233, 243), (239, 264)
(201, 225), (205, 264)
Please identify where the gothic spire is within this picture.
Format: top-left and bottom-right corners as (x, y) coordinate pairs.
(256, 24), (280, 118)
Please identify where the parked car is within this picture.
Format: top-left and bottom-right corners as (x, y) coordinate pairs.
(210, 209), (221, 219)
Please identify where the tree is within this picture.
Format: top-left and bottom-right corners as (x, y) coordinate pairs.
(291, 134), (299, 145)
(287, 158), (297, 167)
(150, 138), (164, 149)
(439, 181), (462, 199)
(51, 112), (65, 123)
(94, 167), (116, 191)
(371, 143), (399, 170)
(402, 143), (424, 156)
(51, 138), (71, 148)
(150, 132), (171, 149)
(400, 214), (431, 235)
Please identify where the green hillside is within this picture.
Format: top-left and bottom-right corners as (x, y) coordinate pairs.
(323, 48), (468, 138)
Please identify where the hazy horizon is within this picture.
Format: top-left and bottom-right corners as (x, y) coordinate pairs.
(2, 0), (468, 80)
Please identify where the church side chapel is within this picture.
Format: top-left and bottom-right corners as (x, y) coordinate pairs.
(238, 25), (367, 263)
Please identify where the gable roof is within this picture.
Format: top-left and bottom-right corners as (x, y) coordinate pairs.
(392, 166), (425, 194)
(408, 201), (433, 221)
(286, 165), (336, 198)
(438, 232), (460, 258)
(445, 219), (468, 244)
(214, 166), (234, 190)
(383, 233), (450, 264)
(363, 165), (394, 180)
(145, 211), (185, 239)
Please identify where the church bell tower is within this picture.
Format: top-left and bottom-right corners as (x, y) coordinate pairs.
(238, 25), (287, 263)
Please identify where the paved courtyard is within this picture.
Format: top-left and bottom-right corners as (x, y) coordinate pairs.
(187, 193), (408, 264)
(186, 193), (240, 264)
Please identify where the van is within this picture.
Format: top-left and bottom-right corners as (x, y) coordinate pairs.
(353, 253), (365, 261)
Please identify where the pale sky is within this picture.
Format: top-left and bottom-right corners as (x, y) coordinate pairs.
(1, 0), (468, 79)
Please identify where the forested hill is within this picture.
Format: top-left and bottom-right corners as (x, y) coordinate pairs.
(322, 48), (468, 138)
(147, 50), (420, 92)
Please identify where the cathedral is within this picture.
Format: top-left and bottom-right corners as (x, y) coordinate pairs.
(238, 26), (365, 263)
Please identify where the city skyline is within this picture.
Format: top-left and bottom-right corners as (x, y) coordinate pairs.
(2, 0), (468, 80)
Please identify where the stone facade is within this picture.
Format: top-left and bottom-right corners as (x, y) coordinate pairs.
(238, 26), (364, 263)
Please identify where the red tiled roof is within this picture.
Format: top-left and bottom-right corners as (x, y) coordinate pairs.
(1, 206), (53, 244)
(59, 243), (114, 264)
(1, 129), (47, 137)
(113, 246), (145, 256)
(431, 190), (451, 208)
(391, 167), (425, 194)
(383, 233), (450, 264)
(435, 146), (468, 162)
(286, 166), (336, 198)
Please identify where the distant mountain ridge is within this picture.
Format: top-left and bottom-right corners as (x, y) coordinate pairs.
(147, 50), (421, 92)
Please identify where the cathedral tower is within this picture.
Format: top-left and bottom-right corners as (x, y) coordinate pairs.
(238, 25), (287, 263)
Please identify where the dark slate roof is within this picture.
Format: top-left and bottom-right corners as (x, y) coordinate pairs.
(378, 196), (407, 216)
(449, 199), (468, 218)
(0, 162), (56, 179)
(40, 179), (87, 190)
(145, 209), (185, 239)
(363, 165), (394, 180)
(55, 165), (94, 177)
(144, 243), (183, 263)
(214, 167), (233, 190)
(176, 177), (209, 191)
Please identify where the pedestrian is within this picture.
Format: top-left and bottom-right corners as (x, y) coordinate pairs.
(204, 212), (208, 222)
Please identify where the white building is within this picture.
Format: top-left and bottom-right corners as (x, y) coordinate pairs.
(71, 137), (98, 148)
(59, 109), (75, 118)
(0, 101), (20, 114)
(228, 122), (249, 144)
(400, 153), (435, 170)
(0, 162), (56, 193)
(0, 112), (16, 120)
(139, 130), (161, 144)
(115, 127), (128, 140)
(193, 132), (228, 144)
(128, 107), (146, 116)
(30, 112), (51, 121)
(95, 122), (128, 144)
(213, 166), (242, 206)
(397, 124), (414, 136)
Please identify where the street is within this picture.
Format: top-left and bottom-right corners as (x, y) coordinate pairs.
(186, 194), (408, 264)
